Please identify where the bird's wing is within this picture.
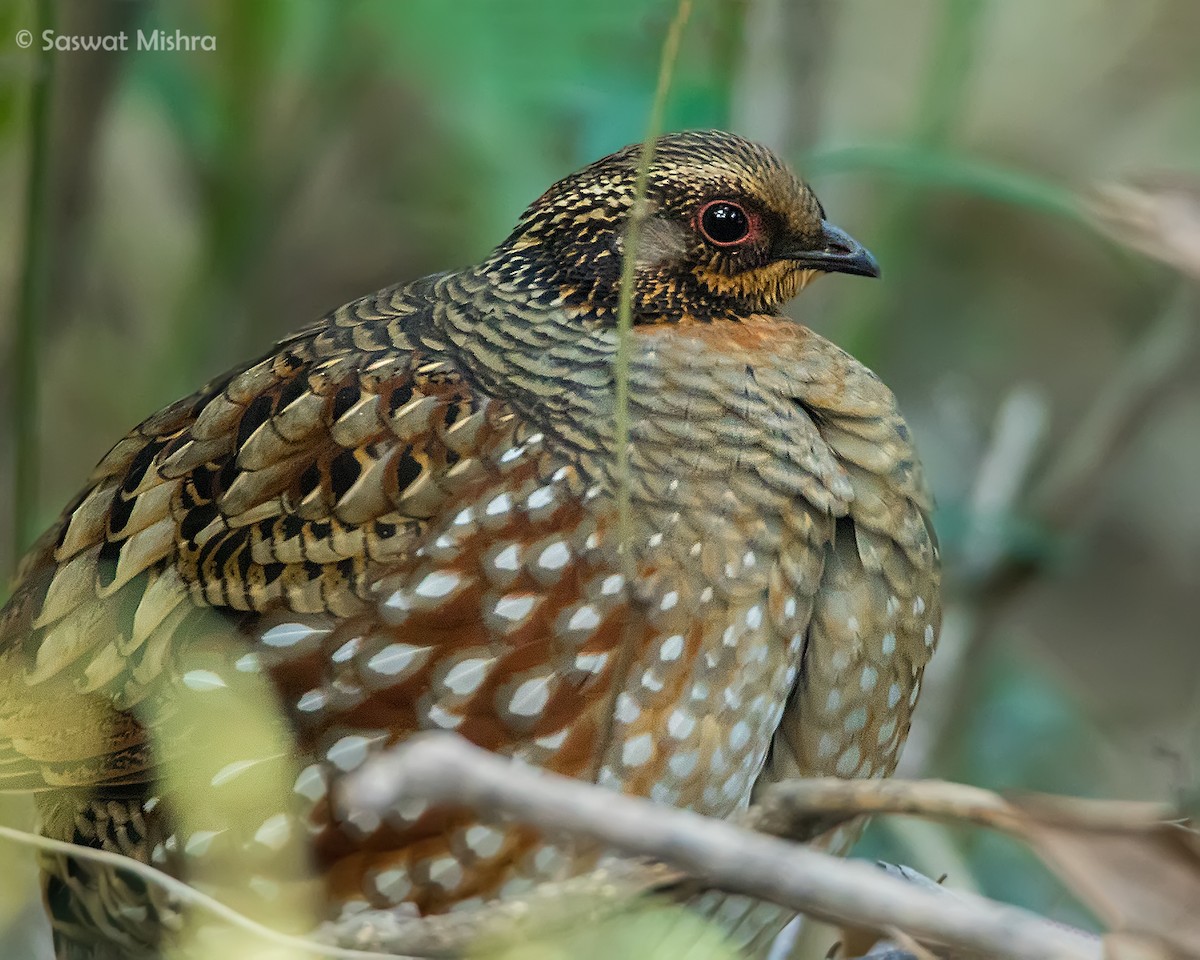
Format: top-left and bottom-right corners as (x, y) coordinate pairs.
(0, 279), (658, 815)
(0, 280), (538, 791)
(754, 332), (941, 795)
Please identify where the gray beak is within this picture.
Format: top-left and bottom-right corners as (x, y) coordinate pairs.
(777, 220), (881, 278)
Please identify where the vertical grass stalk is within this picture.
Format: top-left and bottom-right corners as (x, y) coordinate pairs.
(10, 0), (56, 576)
(614, 0), (693, 567)
(599, 0), (693, 766)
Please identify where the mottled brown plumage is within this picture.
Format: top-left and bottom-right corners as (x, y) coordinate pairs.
(0, 130), (940, 958)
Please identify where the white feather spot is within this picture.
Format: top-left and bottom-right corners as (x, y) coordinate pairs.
(668, 750), (698, 778)
(184, 830), (223, 858)
(493, 544), (521, 571)
(493, 593), (536, 623)
(211, 759), (256, 787)
(616, 692), (641, 724)
(327, 735), (371, 772)
(254, 814), (292, 851)
(464, 825), (503, 858)
(533, 844), (566, 875)
(367, 643), (428, 676)
(574, 651), (609, 674)
(650, 782), (678, 804)
(534, 728), (569, 750)
(428, 857), (463, 891)
(566, 604), (601, 632)
(860, 665), (879, 692)
(508, 676), (551, 717)
(882, 633), (896, 655)
(622, 733), (654, 767)
(600, 574), (625, 595)
(660, 634), (684, 661)
(722, 771), (745, 798)
(538, 541), (571, 571)
(235, 653), (260, 673)
(293, 764), (327, 802)
(182, 670), (226, 692)
(836, 744), (861, 776)
(261, 622), (325, 647)
(427, 704), (463, 729)
(443, 657), (494, 696)
(414, 570), (461, 599)
(484, 493), (512, 517)
(667, 709), (695, 739)
(844, 706), (868, 733)
(373, 868), (411, 902)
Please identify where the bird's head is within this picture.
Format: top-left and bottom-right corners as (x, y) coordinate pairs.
(489, 130), (879, 324)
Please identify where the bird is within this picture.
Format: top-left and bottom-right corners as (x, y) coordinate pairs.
(0, 130), (940, 959)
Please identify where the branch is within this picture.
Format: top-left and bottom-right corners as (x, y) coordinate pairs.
(337, 734), (1101, 960)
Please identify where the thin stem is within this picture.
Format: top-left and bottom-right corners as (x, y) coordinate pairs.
(602, 0), (693, 767)
(0, 824), (411, 960)
(613, 0), (693, 563)
(10, 0), (56, 576)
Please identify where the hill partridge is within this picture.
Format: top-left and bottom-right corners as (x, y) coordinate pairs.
(0, 130), (940, 958)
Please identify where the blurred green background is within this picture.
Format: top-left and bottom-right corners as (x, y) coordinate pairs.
(2, 0), (1199, 956)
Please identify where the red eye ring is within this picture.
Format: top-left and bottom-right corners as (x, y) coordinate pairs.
(697, 200), (753, 247)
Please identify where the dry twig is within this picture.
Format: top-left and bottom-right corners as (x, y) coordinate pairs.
(338, 734), (1101, 960)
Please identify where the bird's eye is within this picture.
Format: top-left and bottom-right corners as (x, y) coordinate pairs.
(698, 200), (751, 246)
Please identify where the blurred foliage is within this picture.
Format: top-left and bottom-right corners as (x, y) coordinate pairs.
(478, 902), (741, 960)
(2, 0), (1200, 957)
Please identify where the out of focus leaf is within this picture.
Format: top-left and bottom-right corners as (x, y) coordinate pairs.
(1006, 796), (1200, 957)
(477, 901), (741, 960)
(1087, 176), (1200, 279)
(806, 144), (1083, 224)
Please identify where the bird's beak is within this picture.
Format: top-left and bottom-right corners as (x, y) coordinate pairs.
(776, 220), (881, 279)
